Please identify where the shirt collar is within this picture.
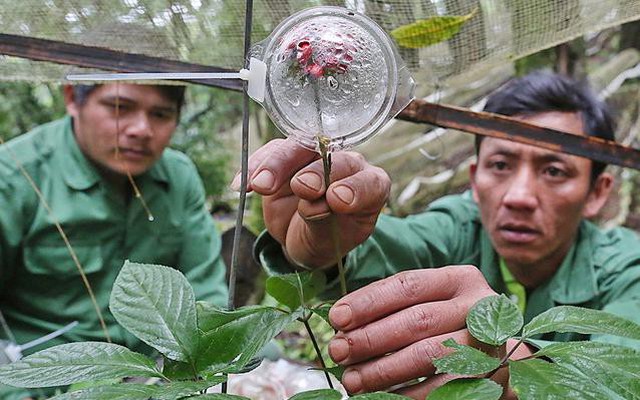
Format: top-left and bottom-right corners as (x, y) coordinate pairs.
(481, 221), (598, 305)
(60, 116), (170, 190)
(547, 221), (599, 304)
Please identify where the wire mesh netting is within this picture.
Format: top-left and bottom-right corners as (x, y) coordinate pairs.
(1, 0), (640, 94)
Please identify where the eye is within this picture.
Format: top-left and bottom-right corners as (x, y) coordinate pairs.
(488, 160), (509, 171)
(544, 166), (567, 178)
(494, 161), (508, 170)
(103, 102), (131, 113)
(150, 110), (177, 121)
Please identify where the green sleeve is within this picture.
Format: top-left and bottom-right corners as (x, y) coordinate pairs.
(255, 193), (479, 297)
(177, 165), (228, 307)
(0, 173), (32, 298)
(592, 263), (640, 350)
(343, 207), (470, 290)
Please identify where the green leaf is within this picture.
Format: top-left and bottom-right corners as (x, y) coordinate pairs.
(265, 271), (326, 310)
(326, 365), (345, 381)
(184, 396), (249, 399)
(162, 358), (198, 381)
(50, 378), (228, 400)
(288, 389), (342, 400)
(535, 341), (640, 399)
(350, 393), (411, 399)
(311, 303), (333, 325)
(390, 10), (476, 49)
(509, 359), (615, 399)
(0, 342), (162, 388)
(49, 384), (158, 400)
(196, 303), (300, 371)
(433, 339), (501, 375)
(466, 295), (523, 346)
(522, 306), (640, 339)
(427, 378), (502, 400)
(109, 261), (199, 363)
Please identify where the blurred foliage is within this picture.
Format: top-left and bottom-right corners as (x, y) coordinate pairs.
(245, 194), (266, 237)
(171, 84), (243, 201)
(0, 82), (66, 141)
(0, 81), (241, 201)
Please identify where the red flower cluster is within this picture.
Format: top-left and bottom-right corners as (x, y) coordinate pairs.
(287, 39), (355, 79)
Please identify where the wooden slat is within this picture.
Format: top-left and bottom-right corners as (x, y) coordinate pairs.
(0, 33), (243, 91)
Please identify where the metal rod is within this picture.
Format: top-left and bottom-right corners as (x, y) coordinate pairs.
(67, 72), (243, 81)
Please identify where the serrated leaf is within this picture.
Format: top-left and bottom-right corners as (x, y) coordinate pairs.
(288, 389), (342, 400)
(535, 341), (640, 399)
(433, 339), (501, 375)
(183, 395), (251, 399)
(49, 384), (158, 400)
(195, 303), (300, 372)
(266, 271), (326, 310)
(427, 378), (502, 400)
(109, 261), (199, 363)
(0, 342), (162, 388)
(522, 306), (640, 340)
(52, 378), (230, 400)
(350, 393), (411, 399)
(390, 10), (476, 49)
(509, 359), (616, 399)
(466, 295), (523, 346)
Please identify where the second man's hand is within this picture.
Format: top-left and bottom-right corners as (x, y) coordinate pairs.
(235, 137), (390, 269)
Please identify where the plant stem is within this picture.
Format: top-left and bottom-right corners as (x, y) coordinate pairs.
(485, 337), (526, 380)
(500, 337), (525, 365)
(317, 136), (348, 297)
(303, 314), (335, 389)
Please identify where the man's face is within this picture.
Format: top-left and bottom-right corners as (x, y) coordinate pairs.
(65, 84), (179, 177)
(470, 111), (612, 274)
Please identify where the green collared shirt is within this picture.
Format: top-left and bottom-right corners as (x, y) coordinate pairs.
(0, 116), (228, 355)
(257, 191), (640, 349)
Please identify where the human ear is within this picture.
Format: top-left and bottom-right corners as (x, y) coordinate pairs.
(470, 162), (480, 203)
(62, 85), (80, 118)
(582, 172), (614, 218)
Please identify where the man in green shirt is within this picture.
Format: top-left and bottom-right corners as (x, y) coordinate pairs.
(0, 83), (228, 399)
(242, 71), (640, 398)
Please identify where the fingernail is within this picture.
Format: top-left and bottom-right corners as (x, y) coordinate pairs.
(296, 172), (323, 192)
(230, 172), (241, 191)
(333, 185), (355, 205)
(251, 169), (275, 191)
(330, 304), (353, 329)
(329, 337), (350, 363)
(342, 369), (363, 394)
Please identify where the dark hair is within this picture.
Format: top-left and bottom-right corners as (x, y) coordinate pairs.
(476, 71), (615, 183)
(72, 84), (186, 112)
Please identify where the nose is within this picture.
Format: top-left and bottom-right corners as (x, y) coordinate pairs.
(502, 167), (538, 211)
(124, 112), (153, 139)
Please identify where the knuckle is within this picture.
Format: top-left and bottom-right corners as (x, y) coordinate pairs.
(407, 305), (435, 333)
(411, 341), (441, 373)
(394, 271), (423, 301)
(371, 361), (396, 390)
